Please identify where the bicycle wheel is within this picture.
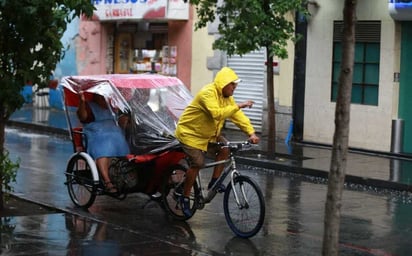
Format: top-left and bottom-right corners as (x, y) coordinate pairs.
(65, 154), (97, 209)
(223, 175), (265, 238)
(161, 165), (200, 221)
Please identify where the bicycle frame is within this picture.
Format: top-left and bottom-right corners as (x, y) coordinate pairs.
(196, 143), (248, 206)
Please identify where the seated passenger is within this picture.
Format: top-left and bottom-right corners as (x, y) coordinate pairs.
(77, 91), (130, 194)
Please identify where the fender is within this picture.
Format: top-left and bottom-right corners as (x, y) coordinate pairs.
(67, 152), (100, 184)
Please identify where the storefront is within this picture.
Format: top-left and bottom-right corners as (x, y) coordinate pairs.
(110, 23), (177, 75)
(78, 0), (192, 86)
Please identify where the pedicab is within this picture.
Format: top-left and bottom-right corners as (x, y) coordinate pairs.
(61, 74), (193, 209)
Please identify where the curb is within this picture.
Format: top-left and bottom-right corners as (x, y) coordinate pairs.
(7, 120), (69, 138)
(236, 156), (412, 193)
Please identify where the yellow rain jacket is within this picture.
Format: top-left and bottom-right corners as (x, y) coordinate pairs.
(175, 67), (255, 151)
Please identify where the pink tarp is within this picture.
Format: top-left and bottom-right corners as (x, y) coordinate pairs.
(61, 73), (193, 154)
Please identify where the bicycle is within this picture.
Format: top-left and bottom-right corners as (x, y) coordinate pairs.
(161, 141), (265, 238)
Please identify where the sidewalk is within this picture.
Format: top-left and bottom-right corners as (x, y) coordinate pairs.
(7, 104), (412, 193)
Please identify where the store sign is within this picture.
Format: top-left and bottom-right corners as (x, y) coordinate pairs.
(92, 0), (188, 21)
(167, 0), (189, 20)
(389, 0), (412, 20)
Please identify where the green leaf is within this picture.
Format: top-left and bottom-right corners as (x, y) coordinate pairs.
(192, 0), (309, 58)
(0, 0), (94, 207)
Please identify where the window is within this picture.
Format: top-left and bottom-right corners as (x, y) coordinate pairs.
(331, 21), (381, 106)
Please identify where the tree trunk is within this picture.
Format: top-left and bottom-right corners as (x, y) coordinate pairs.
(322, 0), (357, 255)
(266, 47), (276, 156)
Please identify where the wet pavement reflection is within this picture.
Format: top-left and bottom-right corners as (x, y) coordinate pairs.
(4, 127), (412, 255)
(0, 213), (194, 255)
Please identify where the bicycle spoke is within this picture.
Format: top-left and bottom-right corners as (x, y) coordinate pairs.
(66, 154), (97, 209)
(161, 165), (200, 221)
(223, 175), (265, 238)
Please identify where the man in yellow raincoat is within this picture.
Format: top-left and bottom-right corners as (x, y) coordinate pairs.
(175, 67), (260, 217)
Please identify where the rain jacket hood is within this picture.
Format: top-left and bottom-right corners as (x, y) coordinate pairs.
(214, 67), (240, 94)
(175, 67), (255, 151)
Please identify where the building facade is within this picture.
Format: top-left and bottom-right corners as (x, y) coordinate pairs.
(303, 0), (412, 153)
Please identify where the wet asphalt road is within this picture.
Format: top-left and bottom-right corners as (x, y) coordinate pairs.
(4, 127), (412, 255)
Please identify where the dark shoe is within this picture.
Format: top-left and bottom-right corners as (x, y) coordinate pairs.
(217, 184), (226, 193)
(179, 196), (192, 218)
(104, 181), (118, 194)
(150, 192), (162, 201)
(208, 180), (226, 193)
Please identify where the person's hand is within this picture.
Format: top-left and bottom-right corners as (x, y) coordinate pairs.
(118, 114), (129, 129)
(248, 133), (260, 144)
(78, 91), (86, 102)
(76, 91), (89, 122)
(238, 100), (254, 109)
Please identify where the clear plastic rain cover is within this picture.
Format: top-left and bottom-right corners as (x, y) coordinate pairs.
(61, 74), (193, 155)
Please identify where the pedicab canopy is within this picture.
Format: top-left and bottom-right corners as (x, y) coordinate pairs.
(61, 74), (193, 155)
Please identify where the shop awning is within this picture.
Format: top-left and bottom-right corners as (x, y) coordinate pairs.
(93, 0), (189, 21)
(389, 0), (412, 20)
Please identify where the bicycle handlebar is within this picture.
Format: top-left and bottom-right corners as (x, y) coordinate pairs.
(229, 141), (253, 151)
(212, 141), (254, 152)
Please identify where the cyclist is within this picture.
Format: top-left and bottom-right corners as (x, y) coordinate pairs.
(175, 67), (260, 217)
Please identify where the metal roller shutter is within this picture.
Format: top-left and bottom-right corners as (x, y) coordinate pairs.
(227, 49), (265, 132)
